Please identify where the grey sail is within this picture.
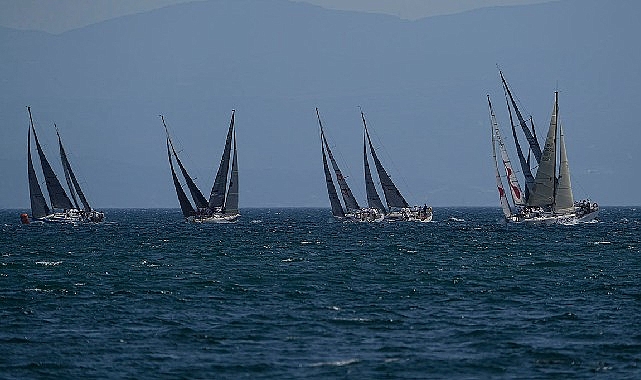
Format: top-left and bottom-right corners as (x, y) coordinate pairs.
(316, 109), (360, 212)
(167, 137), (195, 218)
(500, 71), (542, 163)
(57, 130), (91, 211)
(363, 131), (386, 213)
(505, 95), (535, 200)
(528, 92), (559, 208)
(224, 131), (239, 214)
(322, 138), (345, 218)
(28, 109), (74, 210)
(209, 110), (235, 209)
(27, 127), (50, 219)
(554, 123), (574, 213)
(362, 112), (409, 209)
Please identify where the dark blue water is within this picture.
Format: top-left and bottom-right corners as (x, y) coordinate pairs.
(1, 208), (640, 379)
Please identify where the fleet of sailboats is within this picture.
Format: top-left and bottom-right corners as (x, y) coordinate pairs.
(25, 107), (104, 224)
(488, 72), (599, 224)
(162, 111), (239, 223)
(318, 108), (432, 222)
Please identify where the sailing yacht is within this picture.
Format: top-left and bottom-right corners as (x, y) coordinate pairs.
(162, 111), (239, 223)
(25, 107), (104, 224)
(317, 108), (432, 222)
(488, 73), (599, 224)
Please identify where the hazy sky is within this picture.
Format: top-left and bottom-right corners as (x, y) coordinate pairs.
(0, 0), (554, 33)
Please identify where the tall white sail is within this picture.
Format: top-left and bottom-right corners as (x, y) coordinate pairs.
(488, 96), (512, 218)
(554, 123), (574, 213)
(491, 98), (525, 206)
(528, 92), (558, 208)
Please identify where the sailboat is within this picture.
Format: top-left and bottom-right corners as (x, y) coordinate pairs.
(488, 73), (599, 224)
(25, 107), (104, 224)
(162, 110), (239, 223)
(360, 109), (432, 222)
(317, 108), (432, 222)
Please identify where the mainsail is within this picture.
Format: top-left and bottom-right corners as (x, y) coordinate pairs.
(321, 135), (345, 218)
(363, 134), (386, 213)
(209, 110), (235, 210)
(27, 126), (50, 219)
(316, 108), (361, 212)
(528, 92), (559, 208)
(500, 71), (542, 163)
(362, 111), (409, 209)
(57, 129), (91, 211)
(490, 98), (525, 206)
(28, 107), (74, 211)
(225, 131), (239, 214)
(167, 137), (196, 218)
(554, 123), (574, 213)
(504, 92), (535, 200)
(488, 96), (512, 218)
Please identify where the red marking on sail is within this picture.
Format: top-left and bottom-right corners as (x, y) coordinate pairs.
(498, 186), (506, 197)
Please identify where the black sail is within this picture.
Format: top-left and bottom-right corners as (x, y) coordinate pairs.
(500, 71), (542, 163)
(57, 130), (91, 211)
(27, 127), (50, 219)
(168, 138), (209, 210)
(504, 95), (535, 200)
(362, 112), (409, 209)
(363, 134), (386, 213)
(224, 131), (239, 214)
(28, 109), (74, 210)
(322, 139), (345, 218)
(167, 138), (195, 218)
(209, 110), (235, 209)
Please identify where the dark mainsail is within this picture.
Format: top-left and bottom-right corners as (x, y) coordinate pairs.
(362, 112), (409, 209)
(321, 137), (345, 218)
(363, 133), (386, 213)
(500, 71), (542, 163)
(225, 131), (239, 214)
(57, 129), (91, 211)
(209, 110), (235, 210)
(28, 107), (74, 211)
(167, 137), (196, 218)
(504, 94), (535, 200)
(27, 126), (50, 219)
(316, 109), (361, 212)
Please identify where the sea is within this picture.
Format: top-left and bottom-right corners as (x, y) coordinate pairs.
(1, 207), (640, 379)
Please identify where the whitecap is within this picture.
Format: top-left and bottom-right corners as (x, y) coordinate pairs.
(309, 358), (360, 367)
(35, 261), (62, 266)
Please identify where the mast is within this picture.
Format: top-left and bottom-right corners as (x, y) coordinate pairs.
(167, 137), (195, 218)
(316, 108), (361, 212)
(27, 117), (50, 219)
(362, 110), (409, 209)
(320, 128), (345, 218)
(554, 122), (574, 213)
(500, 71), (543, 163)
(57, 127), (92, 211)
(528, 91), (559, 208)
(28, 107), (74, 211)
(209, 110), (235, 210)
(161, 115), (209, 210)
(363, 132), (386, 213)
(489, 96), (512, 218)
(224, 129), (239, 214)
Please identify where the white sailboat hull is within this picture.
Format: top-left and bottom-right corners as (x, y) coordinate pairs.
(385, 207), (433, 222)
(38, 209), (105, 224)
(190, 212), (240, 223)
(508, 207), (599, 225)
(346, 208), (385, 222)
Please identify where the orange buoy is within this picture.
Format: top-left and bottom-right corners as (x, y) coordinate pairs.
(20, 213), (30, 224)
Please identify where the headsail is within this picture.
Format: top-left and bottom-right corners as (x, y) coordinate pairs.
(363, 133), (386, 213)
(27, 124), (50, 219)
(528, 92), (559, 208)
(224, 130), (239, 215)
(504, 89), (535, 200)
(209, 110), (235, 210)
(500, 71), (542, 163)
(321, 134), (345, 217)
(316, 109), (361, 212)
(554, 123), (574, 213)
(488, 96), (512, 218)
(161, 116), (209, 210)
(362, 111), (409, 209)
(57, 128), (92, 211)
(167, 137), (195, 218)
(28, 107), (74, 210)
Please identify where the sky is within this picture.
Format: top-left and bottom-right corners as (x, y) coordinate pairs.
(0, 0), (554, 33)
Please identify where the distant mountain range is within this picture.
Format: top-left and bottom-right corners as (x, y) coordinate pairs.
(1, 0), (639, 208)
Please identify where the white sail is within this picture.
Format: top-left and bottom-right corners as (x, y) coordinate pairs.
(491, 99), (525, 206)
(554, 123), (574, 213)
(488, 96), (512, 218)
(528, 92), (558, 208)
